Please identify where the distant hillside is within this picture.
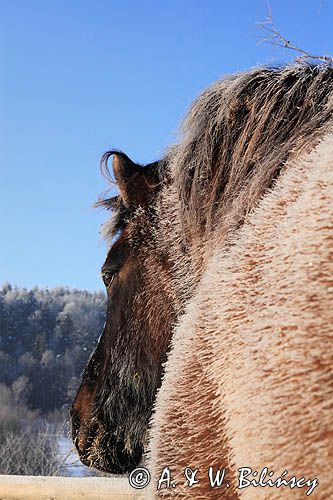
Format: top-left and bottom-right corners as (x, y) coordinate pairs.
(0, 283), (106, 413)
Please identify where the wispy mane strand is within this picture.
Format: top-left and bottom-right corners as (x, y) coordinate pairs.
(167, 63), (333, 240)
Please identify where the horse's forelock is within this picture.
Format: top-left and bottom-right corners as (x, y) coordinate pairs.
(94, 195), (130, 243)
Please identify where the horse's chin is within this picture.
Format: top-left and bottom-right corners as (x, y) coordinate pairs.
(76, 433), (143, 474)
(80, 453), (143, 475)
(78, 452), (132, 474)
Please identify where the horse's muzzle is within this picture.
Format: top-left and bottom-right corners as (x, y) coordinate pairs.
(70, 405), (142, 474)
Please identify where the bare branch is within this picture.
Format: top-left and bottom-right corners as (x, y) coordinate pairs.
(257, 5), (333, 64)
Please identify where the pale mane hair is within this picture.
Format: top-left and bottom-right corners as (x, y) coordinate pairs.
(166, 64), (333, 242)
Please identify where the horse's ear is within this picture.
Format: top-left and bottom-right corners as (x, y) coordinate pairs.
(112, 153), (161, 207)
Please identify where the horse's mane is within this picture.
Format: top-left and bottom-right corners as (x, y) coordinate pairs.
(166, 63), (333, 242)
(99, 64), (333, 247)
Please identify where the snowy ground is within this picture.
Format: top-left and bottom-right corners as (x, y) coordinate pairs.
(57, 436), (89, 477)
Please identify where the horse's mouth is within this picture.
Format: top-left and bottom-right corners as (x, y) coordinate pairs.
(71, 415), (143, 473)
(78, 440), (143, 474)
(78, 443), (143, 474)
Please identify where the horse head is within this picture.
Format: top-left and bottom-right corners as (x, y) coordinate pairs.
(71, 152), (176, 473)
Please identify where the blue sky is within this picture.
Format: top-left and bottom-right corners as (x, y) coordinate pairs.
(1, 0), (332, 291)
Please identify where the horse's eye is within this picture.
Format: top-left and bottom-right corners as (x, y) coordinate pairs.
(102, 271), (116, 288)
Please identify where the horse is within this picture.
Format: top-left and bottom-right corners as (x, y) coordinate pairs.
(71, 63), (333, 498)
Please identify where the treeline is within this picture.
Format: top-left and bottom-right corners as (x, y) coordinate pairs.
(0, 283), (106, 414)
